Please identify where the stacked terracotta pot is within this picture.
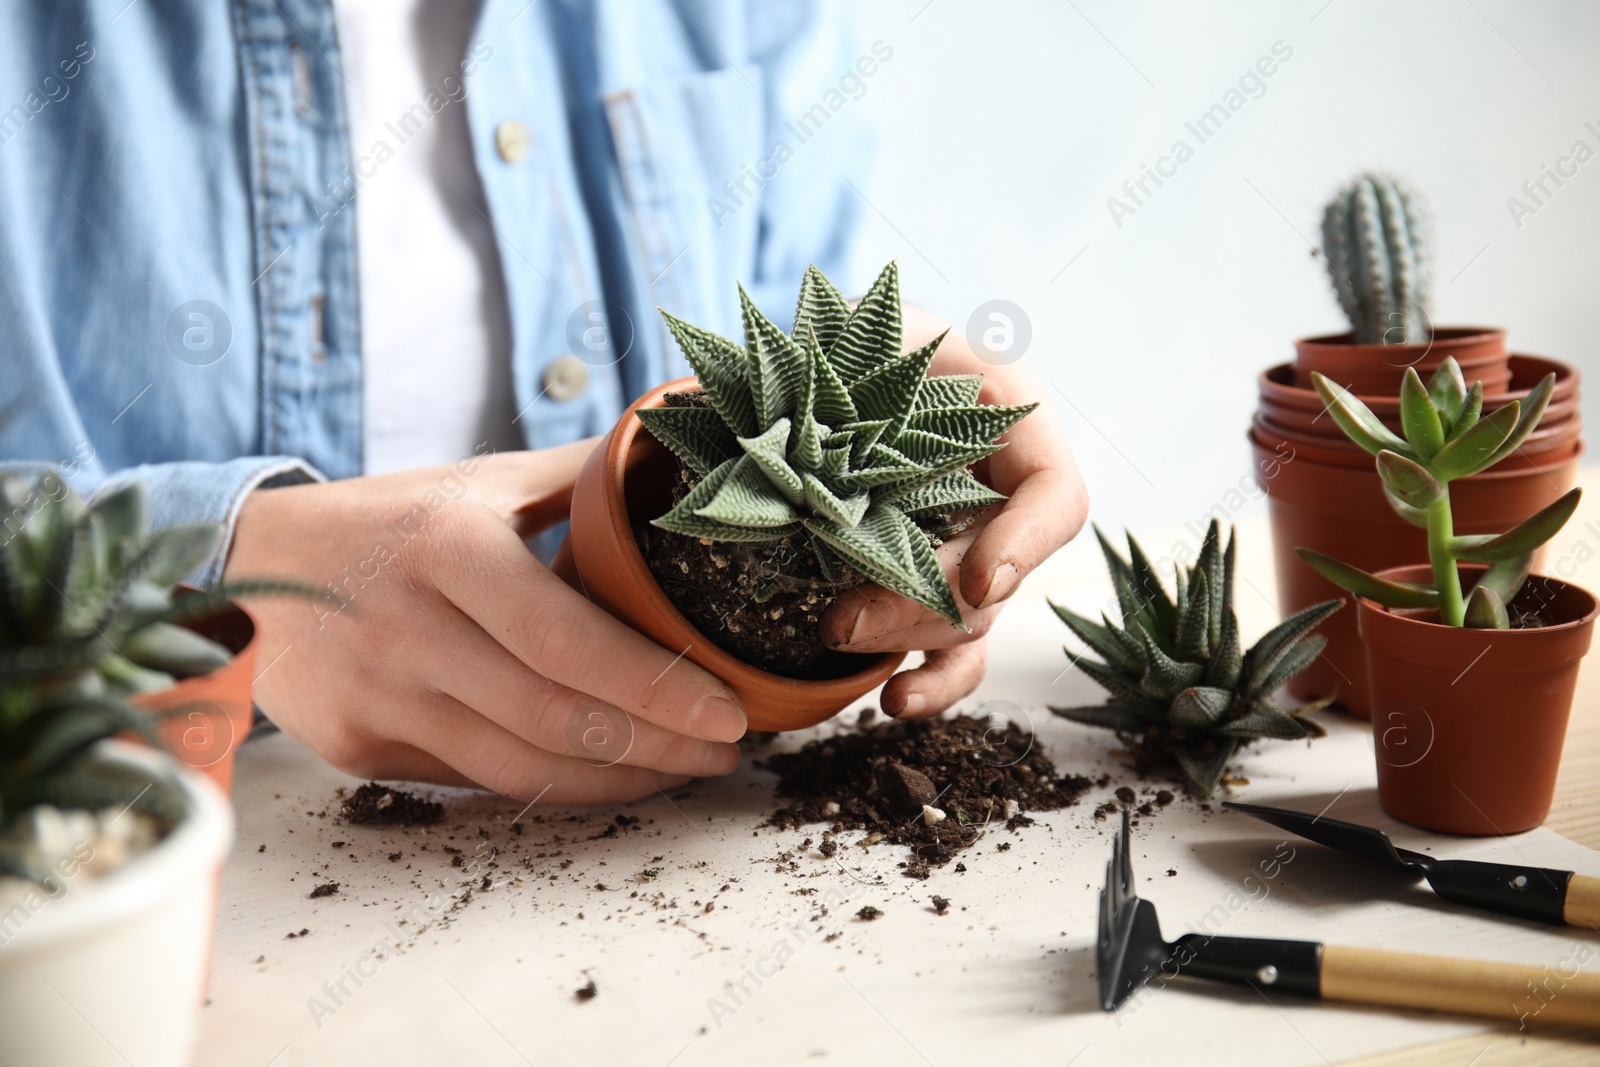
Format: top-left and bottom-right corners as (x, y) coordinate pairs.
(1250, 328), (1584, 718)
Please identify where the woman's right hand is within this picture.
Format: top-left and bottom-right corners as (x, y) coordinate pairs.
(223, 440), (747, 803)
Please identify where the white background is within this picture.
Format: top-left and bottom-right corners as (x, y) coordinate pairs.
(849, 0), (1600, 530)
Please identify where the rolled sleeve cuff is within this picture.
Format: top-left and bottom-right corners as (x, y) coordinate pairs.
(91, 456), (325, 589)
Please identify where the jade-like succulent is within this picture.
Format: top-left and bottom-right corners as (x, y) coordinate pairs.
(1321, 173), (1431, 346)
(0, 476), (312, 877)
(1298, 359), (1577, 628)
(1051, 521), (1342, 797)
(639, 262), (1036, 626)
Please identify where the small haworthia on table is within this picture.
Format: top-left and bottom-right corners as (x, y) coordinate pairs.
(637, 262), (1036, 628)
(1050, 521), (1342, 797)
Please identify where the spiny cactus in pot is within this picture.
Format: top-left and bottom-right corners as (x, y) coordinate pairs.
(635, 261), (1035, 675)
(1321, 173), (1432, 347)
(1051, 520), (1342, 796)
(1297, 357), (1573, 627)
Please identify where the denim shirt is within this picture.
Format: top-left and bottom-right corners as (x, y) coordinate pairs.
(0, 0), (872, 583)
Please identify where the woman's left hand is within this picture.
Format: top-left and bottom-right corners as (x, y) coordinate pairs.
(819, 305), (1089, 718)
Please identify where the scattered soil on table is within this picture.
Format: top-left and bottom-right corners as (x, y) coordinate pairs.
(309, 883), (339, 899)
(762, 712), (1095, 875)
(340, 783), (444, 827)
(638, 389), (972, 680)
(574, 976), (598, 1002)
(855, 905), (883, 921)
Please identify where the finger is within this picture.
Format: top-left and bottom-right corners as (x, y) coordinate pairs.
(428, 606), (741, 777)
(960, 416), (1089, 609)
(471, 439), (601, 536)
(403, 689), (695, 804)
(826, 587), (1000, 653)
(820, 529), (992, 650)
(882, 640), (987, 720)
(434, 517), (748, 743)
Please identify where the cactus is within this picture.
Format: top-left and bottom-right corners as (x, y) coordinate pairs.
(1321, 173), (1432, 346)
(641, 262), (1036, 627)
(1298, 359), (1576, 628)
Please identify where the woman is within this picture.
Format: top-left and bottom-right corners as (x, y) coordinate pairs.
(0, 0), (1086, 802)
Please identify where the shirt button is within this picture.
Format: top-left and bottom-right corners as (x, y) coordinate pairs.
(543, 355), (589, 401)
(495, 120), (531, 163)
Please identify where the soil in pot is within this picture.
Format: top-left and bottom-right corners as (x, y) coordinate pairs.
(1359, 566), (1598, 835)
(763, 711), (1095, 876)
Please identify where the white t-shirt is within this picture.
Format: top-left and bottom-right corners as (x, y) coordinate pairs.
(334, 0), (520, 475)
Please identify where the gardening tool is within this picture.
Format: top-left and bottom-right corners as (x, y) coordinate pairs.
(1222, 801), (1600, 927)
(1096, 809), (1600, 1026)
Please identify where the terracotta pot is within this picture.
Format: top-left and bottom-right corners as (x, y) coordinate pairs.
(1358, 565), (1598, 834)
(1258, 354), (1579, 437)
(1251, 437), (1581, 719)
(1251, 412), (1582, 469)
(1259, 396), (1580, 439)
(1292, 327), (1508, 393)
(556, 377), (905, 732)
(130, 590), (258, 795)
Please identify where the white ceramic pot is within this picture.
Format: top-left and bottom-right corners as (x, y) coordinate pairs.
(0, 742), (233, 1067)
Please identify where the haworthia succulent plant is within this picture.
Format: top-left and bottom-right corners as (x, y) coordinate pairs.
(1321, 173), (1431, 346)
(1299, 358), (1577, 628)
(0, 476), (318, 879)
(639, 262), (1036, 627)
(1051, 520), (1342, 797)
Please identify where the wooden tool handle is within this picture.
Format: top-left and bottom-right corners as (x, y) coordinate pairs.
(1564, 874), (1600, 929)
(1321, 945), (1600, 1027)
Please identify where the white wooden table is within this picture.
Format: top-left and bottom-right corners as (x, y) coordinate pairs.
(191, 470), (1600, 1067)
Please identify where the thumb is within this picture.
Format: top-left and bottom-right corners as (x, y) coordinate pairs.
(478, 437), (602, 536)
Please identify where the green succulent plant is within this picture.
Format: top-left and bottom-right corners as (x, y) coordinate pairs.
(0, 475), (312, 880)
(1050, 521), (1342, 797)
(1298, 359), (1578, 628)
(1322, 173), (1431, 346)
(638, 262), (1036, 626)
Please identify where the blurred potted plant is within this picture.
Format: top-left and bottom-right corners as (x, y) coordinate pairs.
(0, 477), (314, 792)
(1299, 366), (1594, 834)
(557, 263), (1035, 731)
(0, 646), (232, 1065)
(1294, 173), (1507, 394)
(1051, 520), (1341, 796)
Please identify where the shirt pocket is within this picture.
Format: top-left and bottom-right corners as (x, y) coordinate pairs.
(603, 65), (765, 342)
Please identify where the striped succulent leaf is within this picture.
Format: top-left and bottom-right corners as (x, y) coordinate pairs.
(1049, 520), (1342, 796)
(640, 262), (1035, 626)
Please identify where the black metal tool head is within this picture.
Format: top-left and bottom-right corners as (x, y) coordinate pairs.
(1221, 801), (1430, 871)
(1097, 808), (1175, 1011)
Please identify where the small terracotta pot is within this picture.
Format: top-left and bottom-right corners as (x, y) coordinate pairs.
(1251, 437), (1581, 719)
(1358, 565), (1598, 834)
(1251, 412), (1582, 469)
(1292, 327), (1508, 393)
(1259, 354), (1578, 434)
(130, 590), (258, 795)
(556, 377), (905, 732)
(1258, 396), (1580, 439)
